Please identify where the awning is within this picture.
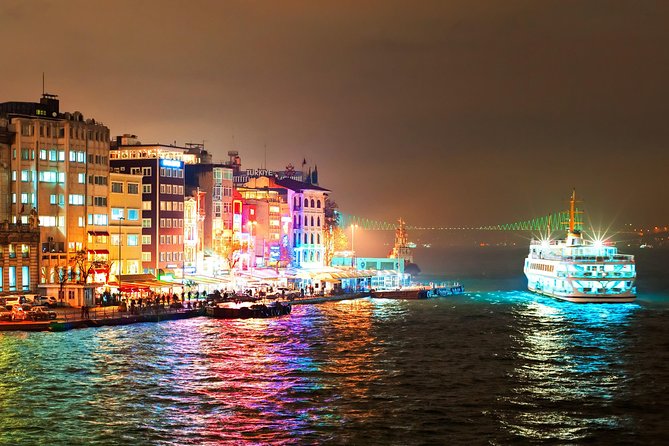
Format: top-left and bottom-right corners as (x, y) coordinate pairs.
(88, 231), (110, 236)
(316, 269), (377, 281)
(250, 268), (280, 279)
(109, 274), (176, 289)
(185, 275), (224, 286)
(88, 249), (110, 255)
(90, 267), (109, 274)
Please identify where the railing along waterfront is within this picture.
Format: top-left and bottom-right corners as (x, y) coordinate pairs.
(55, 304), (197, 322)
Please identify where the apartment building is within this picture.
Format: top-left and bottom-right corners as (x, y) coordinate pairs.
(110, 135), (209, 276)
(0, 94), (110, 285)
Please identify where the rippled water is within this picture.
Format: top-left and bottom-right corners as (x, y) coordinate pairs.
(1, 247), (669, 444)
(1, 293), (668, 445)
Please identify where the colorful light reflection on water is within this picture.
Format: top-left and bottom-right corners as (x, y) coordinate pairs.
(499, 293), (642, 442)
(0, 293), (667, 445)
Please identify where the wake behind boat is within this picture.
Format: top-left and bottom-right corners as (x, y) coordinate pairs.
(523, 190), (636, 303)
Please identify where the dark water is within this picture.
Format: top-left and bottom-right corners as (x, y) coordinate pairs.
(1, 249), (668, 445)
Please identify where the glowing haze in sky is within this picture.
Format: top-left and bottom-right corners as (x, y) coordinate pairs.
(1, 0), (667, 227)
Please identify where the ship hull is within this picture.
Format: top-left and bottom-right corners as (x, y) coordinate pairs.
(527, 284), (636, 303)
(525, 266), (636, 303)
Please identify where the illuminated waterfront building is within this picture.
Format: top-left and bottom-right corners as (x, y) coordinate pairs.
(109, 172), (143, 278)
(0, 94), (111, 292)
(183, 191), (205, 274)
(110, 135), (209, 276)
(184, 160), (235, 271)
(236, 176), (293, 268)
(275, 177), (328, 268)
(232, 160), (328, 269)
(0, 220), (40, 295)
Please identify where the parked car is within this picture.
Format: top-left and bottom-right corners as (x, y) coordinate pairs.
(31, 296), (50, 306)
(4, 296), (26, 308)
(271, 287), (300, 300)
(27, 306), (57, 321)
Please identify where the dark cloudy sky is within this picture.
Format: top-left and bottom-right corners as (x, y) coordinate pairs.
(1, 0), (668, 228)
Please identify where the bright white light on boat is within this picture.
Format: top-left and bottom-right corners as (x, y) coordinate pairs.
(594, 239), (604, 248)
(541, 239), (550, 247)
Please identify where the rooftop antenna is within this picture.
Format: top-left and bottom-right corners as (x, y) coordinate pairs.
(264, 143), (267, 170)
(42, 72), (45, 95)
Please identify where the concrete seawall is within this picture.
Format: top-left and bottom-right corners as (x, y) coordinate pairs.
(0, 293), (370, 333)
(290, 293), (371, 305)
(0, 309), (205, 333)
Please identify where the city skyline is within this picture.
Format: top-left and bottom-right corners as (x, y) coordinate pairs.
(1, 0), (667, 227)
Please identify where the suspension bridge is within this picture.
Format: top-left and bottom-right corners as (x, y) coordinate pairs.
(335, 210), (582, 232)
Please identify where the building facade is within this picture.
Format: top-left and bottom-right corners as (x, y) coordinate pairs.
(0, 220), (40, 295)
(0, 94), (111, 286)
(276, 178), (328, 269)
(184, 163), (234, 260)
(236, 176), (292, 268)
(109, 172), (143, 277)
(110, 136), (209, 276)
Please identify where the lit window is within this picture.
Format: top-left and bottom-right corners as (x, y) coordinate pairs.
(111, 208), (124, 220)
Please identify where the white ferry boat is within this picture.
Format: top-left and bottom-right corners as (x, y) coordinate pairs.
(523, 191), (636, 303)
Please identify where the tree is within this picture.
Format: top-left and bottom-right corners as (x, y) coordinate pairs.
(221, 238), (243, 270)
(56, 265), (68, 302)
(323, 198), (347, 265)
(72, 250), (110, 284)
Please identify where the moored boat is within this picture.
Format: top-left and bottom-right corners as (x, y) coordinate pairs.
(206, 301), (292, 319)
(372, 283), (464, 299)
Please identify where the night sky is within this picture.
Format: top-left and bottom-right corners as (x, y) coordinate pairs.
(2, 0), (667, 228)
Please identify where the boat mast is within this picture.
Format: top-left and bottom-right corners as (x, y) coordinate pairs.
(569, 189), (576, 234)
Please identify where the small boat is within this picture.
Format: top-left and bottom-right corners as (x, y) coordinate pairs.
(372, 283), (464, 300)
(206, 301), (292, 319)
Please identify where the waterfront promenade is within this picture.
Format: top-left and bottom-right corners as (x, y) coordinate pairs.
(0, 292), (370, 332)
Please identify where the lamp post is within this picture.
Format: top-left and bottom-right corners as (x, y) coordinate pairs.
(351, 224), (358, 269)
(249, 221), (257, 271)
(118, 217), (125, 290)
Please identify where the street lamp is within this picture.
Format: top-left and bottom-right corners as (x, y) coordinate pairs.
(118, 217), (125, 288)
(351, 224), (358, 269)
(248, 221), (257, 271)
